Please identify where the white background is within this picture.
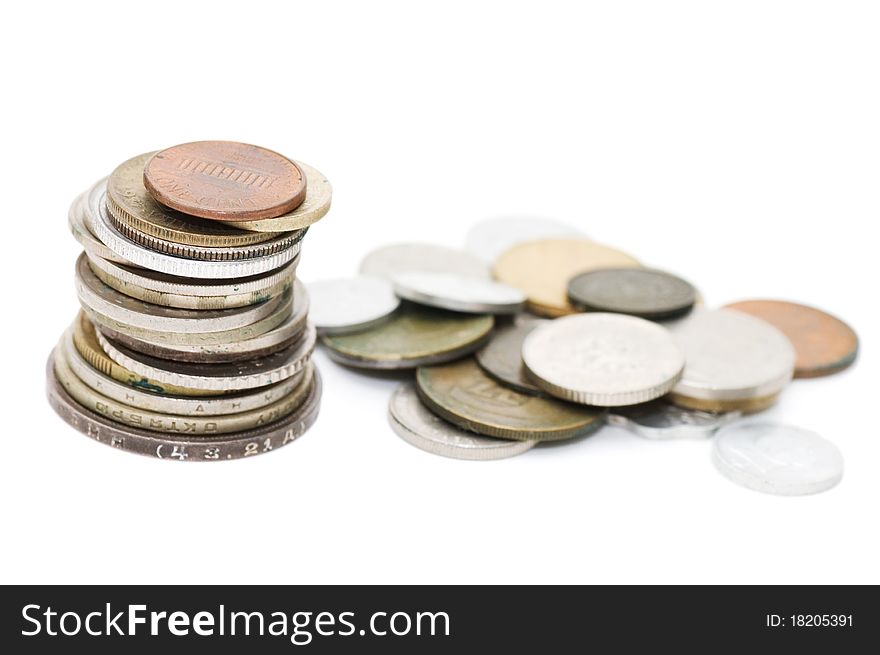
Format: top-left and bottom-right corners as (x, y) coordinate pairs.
(1, 1), (877, 584)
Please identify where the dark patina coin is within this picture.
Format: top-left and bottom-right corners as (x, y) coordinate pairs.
(475, 322), (544, 395)
(567, 268), (696, 320)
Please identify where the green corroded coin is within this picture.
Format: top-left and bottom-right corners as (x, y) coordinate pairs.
(321, 302), (494, 369)
(416, 357), (606, 441)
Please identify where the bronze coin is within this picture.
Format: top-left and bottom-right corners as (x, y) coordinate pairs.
(415, 358), (605, 441)
(723, 300), (858, 378)
(143, 141), (307, 221)
(667, 390), (780, 414)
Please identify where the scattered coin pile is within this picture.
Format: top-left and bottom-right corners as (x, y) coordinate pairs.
(48, 141), (331, 461)
(309, 217), (858, 495)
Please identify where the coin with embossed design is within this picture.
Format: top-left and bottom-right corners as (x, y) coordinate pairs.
(416, 358), (605, 441)
(388, 383), (537, 460)
(608, 401), (740, 440)
(568, 268), (696, 319)
(144, 141), (306, 221)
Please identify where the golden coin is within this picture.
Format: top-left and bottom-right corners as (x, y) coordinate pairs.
(493, 238), (640, 317)
(416, 358), (605, 441)
(321, 303), (493, 369)
(667, 391), (780, 414)
(107, 152), (277, 248)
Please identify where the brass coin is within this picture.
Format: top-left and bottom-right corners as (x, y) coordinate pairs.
(416, 358), (605, 441)
(493, 238), (640, 317)
(71, 311), (222, 397)
(723, 300), (858, 378)
(321, 302), (494, 370)
(475, 322), (545, 395)
(144, 141), (307, 221)
(667, 391), (781, 414)
(107, 153), (276, 247)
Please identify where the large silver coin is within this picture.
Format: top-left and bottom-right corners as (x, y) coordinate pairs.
(75, 253), (285, 334)
(85, 180), (302, 279)
(46, 352), (323, 462)
(392, 272), (525, 314)
(307, 276), (400, 335)
(98, 325), (317, 392)
(388, 383), (537, 460)
(522, 313), (685, 406)
(475, 321), (545, 395)
(713, 422), (844, 495)
(668, 309), (796, 403)
(62, 328), (305, 416)
(608, 401), (740, 440)
(465, 216), (582, 263)
(359, 243), (490, 280)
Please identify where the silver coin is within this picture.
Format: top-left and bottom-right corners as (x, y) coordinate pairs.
(475, 322), (545, 395)
(307, 276), (400, 335)
(46, 351), (323, 462)
(84, 290), (292, 347)
(465, 216), (582, 263)
(713, 422), (844, 495)
(359, 242), (490, 280)
(522, 313), (685, 406)
(62, 328), (305, 416)
(75, 253), (285, 334)
(608, 401), (741, 440)
(98, 324), (316, 391)
(68, 188), (132, 266)
(392, 271), (525, 314)
(388, 383), (537, 460)
(668, 309), (796, 402)
(85, 180), (302, 279)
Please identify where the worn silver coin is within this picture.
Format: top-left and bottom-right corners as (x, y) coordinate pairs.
(522, 313), (685, 406)
(307, 276), (400, 335)
(464, 216), (582, 263)
(668, 309), (796, 403)
(608, 401), (741, 440)
(388, 383), (537, 460)
(359, 243), (490, 280)
(713, 422), (844, 495)
(393, 271), (525, 314)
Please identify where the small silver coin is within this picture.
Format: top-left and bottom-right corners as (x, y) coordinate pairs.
(307, 276), (400, 335)
(465, 216), (582, 263)
(608, 401), (740, 440)
(522, 313), (685, 406)
(668, 309), (796, 402)
(475, 322), (545, 395)
(359, 243), (490, 280)
(713, 422), (844, 495)
(393, 271), (525, 314)
(388, 383), (537, 460)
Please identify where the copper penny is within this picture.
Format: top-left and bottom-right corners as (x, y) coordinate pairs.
(724, 300), (858, 378)
(143, 141), (307, 221)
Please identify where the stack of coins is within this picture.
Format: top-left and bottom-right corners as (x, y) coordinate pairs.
(48, 141), (331, 461)
(310, 217), (858, 496)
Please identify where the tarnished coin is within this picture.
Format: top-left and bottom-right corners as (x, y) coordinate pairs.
(493, 238), (641, 316)
(217, 161), (332, 232)
(46, 352), (323, 462)
(71, 312), (219, 397)
(568, 268), (696, 319)
(475, 322), (545, 395)
(667, 391), (781, 414)
(107, 152), (277, 247)
(144, 141), (307, 221)
(608, 401), (740, 440)
(55, 341), (312, 435)
(393, 272), (525, 314)
(723, 300), (858, 378)
(98, 325), (317, 392)
(307, 276), (400, 335)
(522, 313), (685, 406)
(68, 189), (132, 266)
(415, 358), (605, 441)
(465, 216), (582, 263)
(713, 422), (844, 496)
(76, 253), (286, 334)
(360, 243), (491, 280)
(388, 383), (537, 460)
(668, 309), (796, 407)
(63, 328), (305, 416)
(321, 303), (494, 370)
